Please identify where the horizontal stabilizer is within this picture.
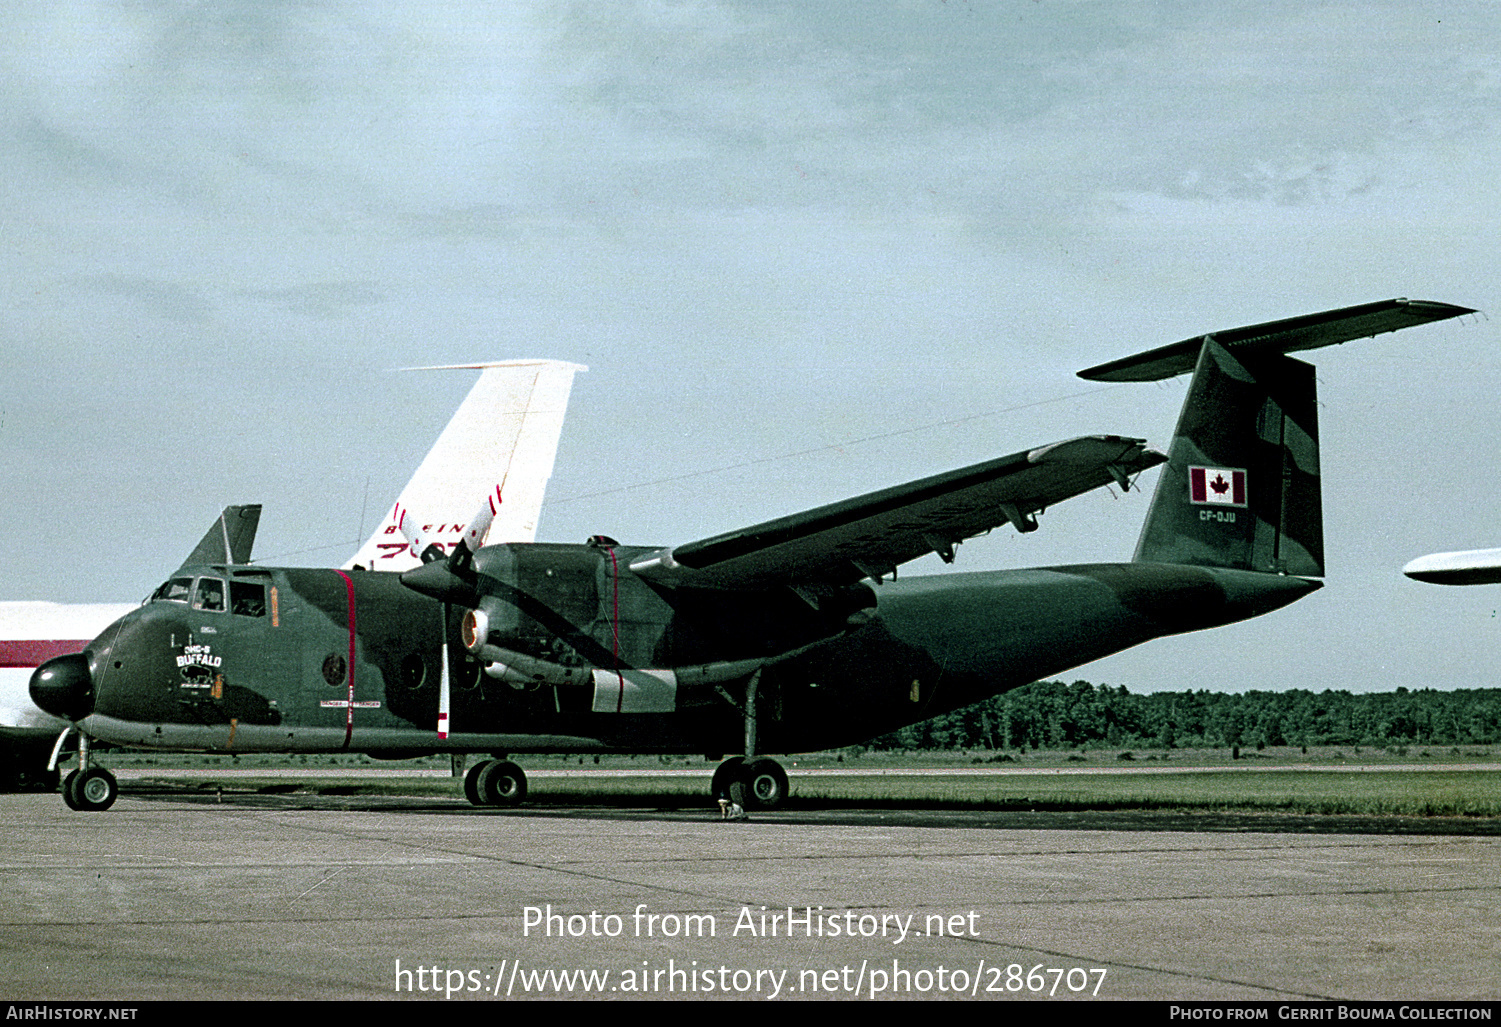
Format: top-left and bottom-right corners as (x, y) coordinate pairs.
(1078, 298), (1474, 383)
(630, 435), (1164, 589)
(177, 505), (262, 570)
(1403, 548), (1501, 586)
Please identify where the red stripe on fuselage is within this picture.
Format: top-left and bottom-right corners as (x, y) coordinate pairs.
(334, 570), (357, 749)
(0, 640), (92, 668)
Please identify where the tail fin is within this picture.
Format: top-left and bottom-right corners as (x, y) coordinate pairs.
(1083, 298), (1474, 576)
(1131, 340), (1323, 576)
(177, 505), (263, 570)
(343, 359), (586, 570)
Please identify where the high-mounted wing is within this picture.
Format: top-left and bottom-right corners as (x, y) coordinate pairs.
(1077, 298), (1474, 383)
(629, 435), (1163, 590)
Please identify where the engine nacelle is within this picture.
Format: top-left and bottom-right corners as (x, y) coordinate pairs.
(461, 607), (489, 652)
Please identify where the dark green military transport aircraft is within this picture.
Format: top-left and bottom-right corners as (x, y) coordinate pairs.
(31, 299), (1472, 812)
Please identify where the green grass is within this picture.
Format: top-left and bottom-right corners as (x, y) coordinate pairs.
(786, 770), (1501, 817)
(121, 765), (1501, 818)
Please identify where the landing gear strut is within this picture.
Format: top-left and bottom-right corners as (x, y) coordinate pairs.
(711, 668), (791, 810)
(463, 758), (528, 807)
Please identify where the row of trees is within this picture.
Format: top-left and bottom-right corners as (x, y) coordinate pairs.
(868, 680), (1501, 751)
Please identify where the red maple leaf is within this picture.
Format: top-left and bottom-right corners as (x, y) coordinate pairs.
(1210, 473), (1230, 495)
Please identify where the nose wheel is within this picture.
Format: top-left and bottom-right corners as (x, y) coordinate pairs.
(61, 766), (118, 811)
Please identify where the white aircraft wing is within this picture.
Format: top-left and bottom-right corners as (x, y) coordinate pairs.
(1403, 548), (1501, 586)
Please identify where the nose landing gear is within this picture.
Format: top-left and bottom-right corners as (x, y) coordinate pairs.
(51, 728), (118, 812)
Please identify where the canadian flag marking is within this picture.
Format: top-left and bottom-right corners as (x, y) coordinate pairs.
(1189, 466), (1247, 507)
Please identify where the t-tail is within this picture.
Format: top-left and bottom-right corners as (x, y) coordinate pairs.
(1131, 340), (1322, 575)
(1080, 298), (1475, 578)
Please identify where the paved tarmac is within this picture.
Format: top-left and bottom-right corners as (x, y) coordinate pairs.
(1, 791), (1497, 1002)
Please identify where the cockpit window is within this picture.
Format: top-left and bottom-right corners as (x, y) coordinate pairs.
(230, 581), (266, 618)
(153, 578), (194, 603)
(192, 578), (226, 612)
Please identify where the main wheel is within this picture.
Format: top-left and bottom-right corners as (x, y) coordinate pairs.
(61, 770), (82, 811)
(477, 760), (527, 806)
(463, 762), (487, 806)
(72, 767), (118, 811)
(710, 757), (745, 801)
(741, 758), (789, 810)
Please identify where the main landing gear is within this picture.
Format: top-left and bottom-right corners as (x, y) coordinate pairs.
(462, 758), (528, 807)
(711, 667), (791, 811)
(711, 756), (789, 810)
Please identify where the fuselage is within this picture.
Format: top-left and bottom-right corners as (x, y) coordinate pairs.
(50, 543), (1320, 757)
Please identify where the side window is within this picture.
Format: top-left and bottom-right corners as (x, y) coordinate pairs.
(153, 578), (194, 603)
(192, 578), (226, 613)
(230, 581), (266, 618)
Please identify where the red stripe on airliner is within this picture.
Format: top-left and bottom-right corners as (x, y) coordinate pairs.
(334, 570), (358, 749)
(0, 640), (92, 668)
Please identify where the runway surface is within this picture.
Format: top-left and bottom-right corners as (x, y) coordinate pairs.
(107, 762), (1501, 778)
(1, 791), (1497, 1002)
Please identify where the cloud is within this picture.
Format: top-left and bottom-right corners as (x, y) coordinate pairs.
(242, 281), (388, 319)
(72, 272), (213, 325)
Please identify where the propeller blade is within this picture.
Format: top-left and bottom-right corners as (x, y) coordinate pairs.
(398, 486), (507, 740)
(392, 504), (431, 561)
(395, 483), (503, 567)
(458, 484), (504, 557)
(437, 647), (451, 739)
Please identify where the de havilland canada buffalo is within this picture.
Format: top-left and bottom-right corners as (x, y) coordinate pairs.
(30, 299), (1473, 811)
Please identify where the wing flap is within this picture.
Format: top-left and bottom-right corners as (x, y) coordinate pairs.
(629, 436), (1164, 589)
(1078, 298), (1475, 383)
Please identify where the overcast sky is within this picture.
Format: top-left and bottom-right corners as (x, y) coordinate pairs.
(3, 2), (1497, 695)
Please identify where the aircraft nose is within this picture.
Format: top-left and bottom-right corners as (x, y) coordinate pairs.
(30, 652), (95, 722)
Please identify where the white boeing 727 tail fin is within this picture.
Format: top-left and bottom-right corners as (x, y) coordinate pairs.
(344, 360), (586, 570)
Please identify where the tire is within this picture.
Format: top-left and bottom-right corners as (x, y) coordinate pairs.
(741, 758), (789, 810)
(61, 770), (82, 811)
(710, 757), (745, 801)
(72, 767), (118, 811)
(477, 760), (527, 806)
(463, 762), (488, 806)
